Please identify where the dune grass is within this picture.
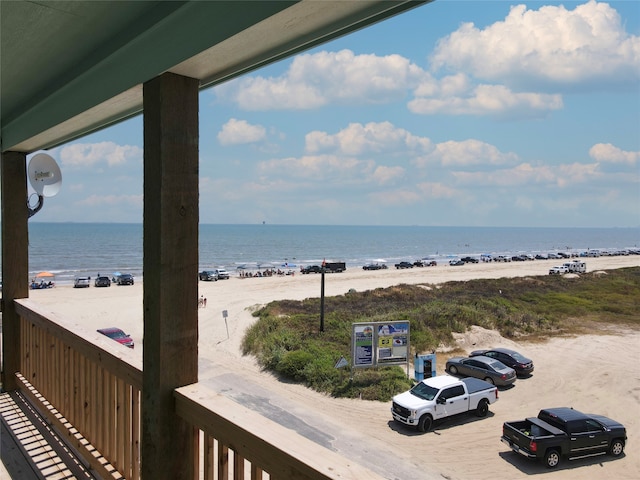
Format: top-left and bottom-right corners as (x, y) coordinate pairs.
(242, 267), (640, 401)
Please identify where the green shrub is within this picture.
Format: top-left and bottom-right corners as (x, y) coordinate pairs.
(243, 267), (640, 401)
(276, 350), (314, 381)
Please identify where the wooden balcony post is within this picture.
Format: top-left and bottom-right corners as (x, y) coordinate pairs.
(1, 151), (29, 391)
(142, 72), (199, 479)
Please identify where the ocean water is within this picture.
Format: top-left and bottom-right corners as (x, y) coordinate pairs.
(11, 223), (640, 285)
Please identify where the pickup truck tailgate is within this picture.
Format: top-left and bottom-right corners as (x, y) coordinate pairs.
(501, 417), (564, 457)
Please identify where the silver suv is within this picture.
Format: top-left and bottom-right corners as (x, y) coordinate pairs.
(214, 268), (230, 280)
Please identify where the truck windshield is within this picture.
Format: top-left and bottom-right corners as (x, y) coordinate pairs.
(410, 382), (439, 401)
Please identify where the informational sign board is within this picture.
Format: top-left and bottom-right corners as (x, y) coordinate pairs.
(351, 321), (410, 368)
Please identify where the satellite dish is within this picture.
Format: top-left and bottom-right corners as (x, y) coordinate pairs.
(28, 153), (62, 197)
(26, 152), (62, 218)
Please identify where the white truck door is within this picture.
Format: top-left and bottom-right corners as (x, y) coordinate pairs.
(435, 385), (468, 418)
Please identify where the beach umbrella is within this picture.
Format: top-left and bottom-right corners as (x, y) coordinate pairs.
(36, 271), (55, 278)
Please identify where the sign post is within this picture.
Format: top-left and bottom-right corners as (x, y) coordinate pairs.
(222, 309), (229, 339)
(320, 259), (326, 332)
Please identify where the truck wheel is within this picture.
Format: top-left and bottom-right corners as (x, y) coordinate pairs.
(610, 439), (625, 456)
(448, 365), (458, 375)
(544, 449), (560, 468)
(476, 399), (489, 417)
(417, 414), (433, 432)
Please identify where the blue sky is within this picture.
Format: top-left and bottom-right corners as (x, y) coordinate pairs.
(34, 0), (639, 227)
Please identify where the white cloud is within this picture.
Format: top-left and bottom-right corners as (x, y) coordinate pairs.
(60, 142), (142, 168)
(430, 1), (640, 90)
(371, 165), (405, 184)
(589, 143), (639, 165)
(414, 139), (519, 168)
(257, 154), (373, 181)
(218, 118), (266, 145)
(217, 49), (424, 110)
(368, 182), (464, 208)
(451, 162), (600, 187)
(409, 81), (563, 117)
(305, 122), (433, 156)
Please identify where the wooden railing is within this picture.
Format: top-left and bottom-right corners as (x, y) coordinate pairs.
(175, 384), (386, 480)
(13, 299), (386, 480)
(15, 298), (142, 479)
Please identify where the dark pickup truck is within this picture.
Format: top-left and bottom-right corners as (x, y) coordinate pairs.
(302, 262), (346, 274)
(501, 407), (626, 468)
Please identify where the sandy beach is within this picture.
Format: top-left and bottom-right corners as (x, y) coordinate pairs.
(27, 255), (640, 480)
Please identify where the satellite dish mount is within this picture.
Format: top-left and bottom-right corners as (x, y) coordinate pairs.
(27, 153), (62, 218)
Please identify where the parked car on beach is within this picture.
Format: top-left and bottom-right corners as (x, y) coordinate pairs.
(97, 327), (134, 348)
(214, 268), (230, 279)
(363, 263), (387, 270)
(395, 261), (413, 269)
(470, 348), (534, 377)
(94, 275), (111, 287)
(74, 276), (90, 288)
(199, 270), (218, 281)
(549, 265), (568, 275)
(446, 355), (516, 386)
(301, 265), (323, 274)
(413, 259), (436, 267)
(116, 273), (134, 285)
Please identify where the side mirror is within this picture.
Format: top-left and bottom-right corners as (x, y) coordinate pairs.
(436, 397), (446, 405)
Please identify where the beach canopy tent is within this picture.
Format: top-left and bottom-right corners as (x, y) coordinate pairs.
(35, 271), (55, 278)
(1, 1), (431, 478)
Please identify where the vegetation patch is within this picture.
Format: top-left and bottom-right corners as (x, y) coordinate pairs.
(242, 267), (640, 401)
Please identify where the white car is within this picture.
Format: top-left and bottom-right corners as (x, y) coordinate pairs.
(214, 268), (230, 280)
(74, 276), (91, 288)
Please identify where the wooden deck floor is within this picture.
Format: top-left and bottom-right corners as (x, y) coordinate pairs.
(0, 390), (99, 479)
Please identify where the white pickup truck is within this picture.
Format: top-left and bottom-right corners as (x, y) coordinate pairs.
(391, 375), (499, 432)
(549, 265), (569, 275)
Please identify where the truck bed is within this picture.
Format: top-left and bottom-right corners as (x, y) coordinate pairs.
(460, 377), (497, 394)
(506, 417), (565, 438)
(502, 417), (567, 459)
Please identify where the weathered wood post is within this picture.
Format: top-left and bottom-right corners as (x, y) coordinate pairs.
(142, 72), (199, 478)
(1, 151), (29, 392)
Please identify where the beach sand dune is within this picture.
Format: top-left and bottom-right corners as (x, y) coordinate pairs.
(27, 255), (640, 479)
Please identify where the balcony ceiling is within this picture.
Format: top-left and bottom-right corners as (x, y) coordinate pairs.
(1, 0), (427, 153)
